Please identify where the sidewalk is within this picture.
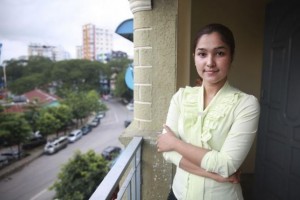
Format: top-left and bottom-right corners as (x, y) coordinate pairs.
(0, 147), (44, 180)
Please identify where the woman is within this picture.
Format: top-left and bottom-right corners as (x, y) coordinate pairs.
(157, 23), (260, 200)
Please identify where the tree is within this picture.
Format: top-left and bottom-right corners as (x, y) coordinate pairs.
(63, 90), (106, 126)
(50, 150), (109, 200)
(86, 90), (107, 113)
(0, 113), (32, 156)
(23, 101), (42, 133)
(5, 56), (54, 94)
(36, 111), (60, 138)
(51, 59), (108, 94)
(113, 67), (133, 101)
(47, 105), (73, 134)
(9, 73), (44, 94)
(63, 91), (90, 126)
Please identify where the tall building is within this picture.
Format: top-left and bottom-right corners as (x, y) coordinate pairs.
(82, 24), (113, 61)
(76, 46), (83, 59)
(28, 44), (70, 61)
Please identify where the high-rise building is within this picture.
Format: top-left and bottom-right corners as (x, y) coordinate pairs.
(28, 44), (70, 61)
(76, 46), (83, 59)
(82, 24), (113, 61)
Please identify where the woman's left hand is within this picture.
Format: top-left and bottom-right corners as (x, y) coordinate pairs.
(157, 125), (178, 152)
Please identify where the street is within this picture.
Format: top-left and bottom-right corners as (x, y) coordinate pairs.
(0, 98), (133, 200)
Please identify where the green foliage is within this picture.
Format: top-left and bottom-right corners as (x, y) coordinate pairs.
(113, 67), (133, 101)
(107, 58), (132, 73)
(9, 73), (44, 94)
(87, 90), (107, 113)
(113, 69), (127, 97)
(36, 111), (60, 138)
(23, 101), (42, 133)
(51, 150), (109, 200)
(0, 113), (31, 151)
(62, 91), (91, 122)
(51, 59), (107, 93)
(3, 59), (28, 82)
(0, 104), (4, 113)
(62, 90), (107, 125)
(4, 56), (133, 99)
(46, 105), (73, 133)
(5, 57), (53, 94)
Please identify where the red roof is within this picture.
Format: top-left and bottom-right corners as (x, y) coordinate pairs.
(4, 103), (25, 113)
(23, 89), (59, 105)
(4, 89), (59, 113)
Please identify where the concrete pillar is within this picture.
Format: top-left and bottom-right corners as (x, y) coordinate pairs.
(120, 0), (178, 199)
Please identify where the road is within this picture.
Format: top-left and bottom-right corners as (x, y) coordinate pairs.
(0, 98), (133, 200)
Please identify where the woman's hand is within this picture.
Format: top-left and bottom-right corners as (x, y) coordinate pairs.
(157, 125), (178, 152)
(216, 170), (241, 183)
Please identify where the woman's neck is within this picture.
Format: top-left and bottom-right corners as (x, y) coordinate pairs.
(203, 80), (227, 108)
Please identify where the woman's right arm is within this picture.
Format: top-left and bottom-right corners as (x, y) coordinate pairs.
(179, 157), (240, 183)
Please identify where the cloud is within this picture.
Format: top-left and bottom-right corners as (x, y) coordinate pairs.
(0, 0), (133, 62)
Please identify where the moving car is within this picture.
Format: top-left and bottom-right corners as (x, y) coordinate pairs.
(68, 129), (83, 143)
(44, 136), (68, 155)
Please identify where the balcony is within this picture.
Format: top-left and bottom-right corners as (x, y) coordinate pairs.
(89, 135), (254, 200)
(90, 137), (142, 200)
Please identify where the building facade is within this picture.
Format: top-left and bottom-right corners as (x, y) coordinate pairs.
(28, 44), (70, 61)
(82, 24), (113, 61)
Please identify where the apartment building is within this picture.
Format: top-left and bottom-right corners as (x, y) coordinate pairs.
(28, 44), (70, 61)
(82, 24), (113, 61)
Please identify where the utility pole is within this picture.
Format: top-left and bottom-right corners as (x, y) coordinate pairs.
(0, 43), (7, 99)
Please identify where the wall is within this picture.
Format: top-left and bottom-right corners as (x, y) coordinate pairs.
(177, 0), (192, 88)
(123, 0), (179, 199)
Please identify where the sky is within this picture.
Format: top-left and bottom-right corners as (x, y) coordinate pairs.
(0, 0), (134, 64)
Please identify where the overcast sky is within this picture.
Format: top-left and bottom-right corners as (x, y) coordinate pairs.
(0, 0), (134, 64)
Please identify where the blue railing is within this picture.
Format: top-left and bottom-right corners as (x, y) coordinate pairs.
(89, 137), (143, 200)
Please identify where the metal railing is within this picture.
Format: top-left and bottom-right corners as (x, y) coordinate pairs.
(89, 137), (143, 200)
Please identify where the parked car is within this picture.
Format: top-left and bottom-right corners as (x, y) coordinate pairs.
(44, 136), (68, 155)
(23, 135), (47, 150)
(81, 125), (92, 135)
(126, 103), (134, 111)
(1, 150), (24, 160)
(124, 120), (131, 128)
(101, 146), (122, 161)
(88, 118), (100, 127)
(68, 129), (83, 143)
(0, 155), (9, 167)
(96, 111), (106, 119)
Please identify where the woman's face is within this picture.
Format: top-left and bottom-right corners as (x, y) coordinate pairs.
(194, 32), (232, 87)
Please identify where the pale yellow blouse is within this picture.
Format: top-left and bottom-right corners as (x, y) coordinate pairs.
(163, 82), (260, 200)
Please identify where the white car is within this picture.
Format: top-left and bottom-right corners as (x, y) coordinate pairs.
(126, 103), (134, 111)
(95, 111), (105, 119)
(68, 129), (83, 143)
(44, 136), (68, 154)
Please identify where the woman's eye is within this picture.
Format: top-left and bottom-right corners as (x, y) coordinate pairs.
(197, 52), (206, 57)
(216, 51), (225, 56)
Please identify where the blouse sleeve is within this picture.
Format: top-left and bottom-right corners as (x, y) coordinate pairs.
(162, 89), (184, 166)
(201, 95), (260, 177)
